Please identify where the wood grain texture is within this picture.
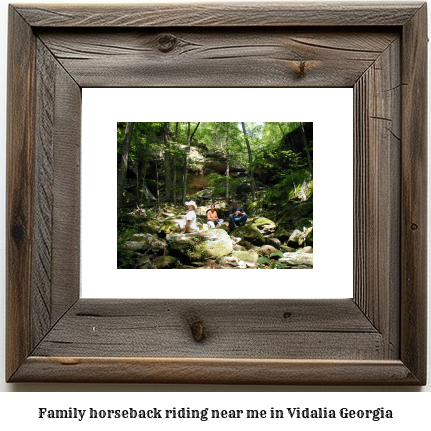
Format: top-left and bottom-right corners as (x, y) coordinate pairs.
(6, 2), (427, 385)
(32, 299), (384, 360)
(15, 2), (423, 27)
(37, 29), (398, 88)
(12, 357), (420, 385)
(353, 38), (401, 358)
(6, 8), (36, 381)
(31, 39), (81, 349)
(400, 3), (428, 384)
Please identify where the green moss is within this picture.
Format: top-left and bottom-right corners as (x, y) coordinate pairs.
(252, 217), (276, 228)
(233, 226), (266, 246)
(154, 255), (178, 269)
(159, 219), (181, 234)
(232, 250), (259, 263)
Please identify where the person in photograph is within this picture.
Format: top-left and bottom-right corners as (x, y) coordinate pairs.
(207, 203), (224, 229)
(229, 201), (248, 228)
(180, 200), (199, 233)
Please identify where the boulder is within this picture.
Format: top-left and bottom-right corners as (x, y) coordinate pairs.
(217, 256), (239, 267)
(252, 217), (276, 229)
(297, 246), (313, 254)
(122, 241), (146, 252)
(257, 245), (278, 256)
(154, 255), (178, 269)
(137, 255), (151, 268)
(233, 245), (247, 251)
(266, 237), (282, 249)
(215, 223), (230, 233)
(287, 229), (303, 248)
(232, 250), (259, 264)
(239, 240), (260, 251)
(233, 226), (266, 246)
(130, 233), (156, 246)
(167, 229), (233, 262)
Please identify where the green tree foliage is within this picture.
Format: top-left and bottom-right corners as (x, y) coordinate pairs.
(117, 122), (313, 211)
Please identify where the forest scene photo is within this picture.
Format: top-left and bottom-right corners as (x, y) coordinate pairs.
(117, 122), (313, 269)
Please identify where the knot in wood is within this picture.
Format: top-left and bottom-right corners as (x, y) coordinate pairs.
(157, 34), (178, 53)
(186, 314), (206, 342)
(411, 223), (419, 231)
(11, 223), (25, 245)
(294, 61), (307, 79)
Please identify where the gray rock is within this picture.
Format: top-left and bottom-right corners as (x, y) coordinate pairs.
(167, 229), (233, 261)
(154, 255), (178, 269)
(257, 245), (278, 256)
(232, 250), (259, 263)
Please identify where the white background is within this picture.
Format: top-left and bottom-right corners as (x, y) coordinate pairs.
(0, 0), (429, 417)
(81, 87), (353, 299)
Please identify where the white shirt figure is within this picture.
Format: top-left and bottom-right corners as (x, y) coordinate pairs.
(185, 210), (197, 231)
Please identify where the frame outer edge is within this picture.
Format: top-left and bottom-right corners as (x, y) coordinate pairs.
(5, 2), (428, 385)
(6, 6), (37, 380)
(12, 357), (422, 385)
(13, 2), (424, 27)
(401, 3), (428, 384)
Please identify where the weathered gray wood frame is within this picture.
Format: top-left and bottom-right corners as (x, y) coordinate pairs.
(6, 2), (427, 384)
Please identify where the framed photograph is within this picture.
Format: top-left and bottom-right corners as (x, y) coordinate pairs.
(6, 2), (427, 384)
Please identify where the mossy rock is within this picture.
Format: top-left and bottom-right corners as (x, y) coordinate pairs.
(196, 229), (233, 259)
(154, 255), (178, 269)
(233, 226), (266, 246)
(287, 229), (303, 248)
(167, 229), (233, 262)
(257, 245), (278, 256)
(280, 245), (296, 253)
(215, 223), (230, 233)
(233, 245), (247, 251)
(121, 241), (146, 252)
(130, 233), (156, 246)
(232, 250), (259, 264)
(240, 240), (260, 251)
(158, 219), (181, 234)
(252, 217), (276, 229)
(297, 246), (313, 254)
(266, 237), (281, 249)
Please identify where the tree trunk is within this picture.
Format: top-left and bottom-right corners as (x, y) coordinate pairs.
(182, 122), (200, 203)
(172, 122), (179, 205)
(163, 122), (173, 202)
(156, 159), (160, 212)
(241, 122), (256, 200)
(117, 122), (134, 212)
(300, 122), (313, 175)
(225, 125), (230, 200)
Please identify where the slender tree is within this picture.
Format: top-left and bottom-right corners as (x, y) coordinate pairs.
(182, 122), (200, 203)
(241, 122), (256, 200)
(172, 122), (179, 204)
(117, 122), (134, 212)
(299, 122), (313, 175)
(225, 124), (230, 200)
(163, 122), (174, 202)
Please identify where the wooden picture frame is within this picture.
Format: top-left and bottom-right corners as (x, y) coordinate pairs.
(6, 2), (427, 385)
